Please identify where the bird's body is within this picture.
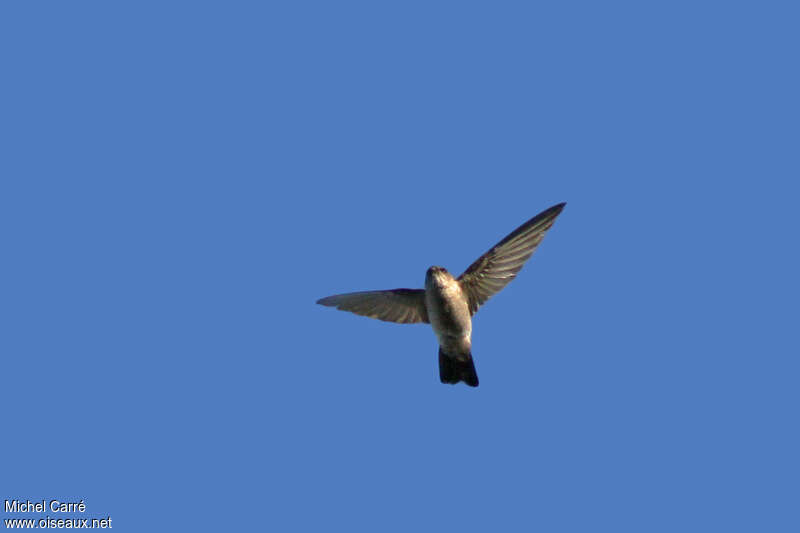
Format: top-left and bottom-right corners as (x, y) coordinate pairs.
(425, 266), (471, 354)
(424, 266), (478, 386)
(317, 202), (566, 387)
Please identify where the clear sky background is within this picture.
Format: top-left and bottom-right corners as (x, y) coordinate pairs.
(2, 1), (798, 531)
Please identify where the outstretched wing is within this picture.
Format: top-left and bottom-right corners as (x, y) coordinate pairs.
(458, 203), (565, 315)
(316, 289), (429, 324)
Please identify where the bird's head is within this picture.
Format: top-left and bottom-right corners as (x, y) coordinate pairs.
(426, 266), (454, 287)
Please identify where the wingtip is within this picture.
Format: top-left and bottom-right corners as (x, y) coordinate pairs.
(545, 202), (567, 218)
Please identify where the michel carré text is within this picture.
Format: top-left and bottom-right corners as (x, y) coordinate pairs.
(5, 500), (86, 513)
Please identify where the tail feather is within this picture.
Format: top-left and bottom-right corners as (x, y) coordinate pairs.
(439, 348), (479, 387)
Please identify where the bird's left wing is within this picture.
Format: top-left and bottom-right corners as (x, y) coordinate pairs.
(316, 289), (429, 324)
(458, 202), (565, 315)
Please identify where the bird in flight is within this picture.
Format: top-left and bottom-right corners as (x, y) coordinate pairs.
(317, 202), (566, 387)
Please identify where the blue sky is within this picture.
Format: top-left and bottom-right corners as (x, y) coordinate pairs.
(2, 1), (798, 531)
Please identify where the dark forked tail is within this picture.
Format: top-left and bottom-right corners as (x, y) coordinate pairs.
(438, 348), (479, 387)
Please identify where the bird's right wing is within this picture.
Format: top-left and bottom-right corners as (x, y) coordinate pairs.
(316, 289), (429, 324)
(458, 203), (565, 315)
